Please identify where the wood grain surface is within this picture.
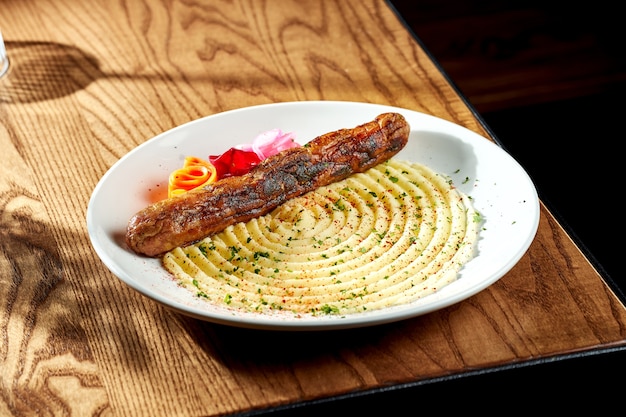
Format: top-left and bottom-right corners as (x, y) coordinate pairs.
(1, 1), (625, 416)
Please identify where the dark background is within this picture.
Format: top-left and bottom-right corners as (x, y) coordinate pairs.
(388, 0), (625, 297)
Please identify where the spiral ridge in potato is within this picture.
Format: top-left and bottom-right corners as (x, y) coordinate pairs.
(163, 160), (481, 316)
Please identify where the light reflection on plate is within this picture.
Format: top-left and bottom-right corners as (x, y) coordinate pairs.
(86, 101), (539, 330)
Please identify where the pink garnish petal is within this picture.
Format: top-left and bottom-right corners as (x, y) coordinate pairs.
(252, 129), (299, 159)
(208, 129), (300, 178)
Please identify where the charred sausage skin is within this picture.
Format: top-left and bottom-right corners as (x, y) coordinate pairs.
(126, 112), (410, 257)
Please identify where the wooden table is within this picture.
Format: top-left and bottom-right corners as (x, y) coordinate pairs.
(2, 1), (625, 415)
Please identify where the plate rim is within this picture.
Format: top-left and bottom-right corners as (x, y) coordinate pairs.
(87, 100), (540, 330)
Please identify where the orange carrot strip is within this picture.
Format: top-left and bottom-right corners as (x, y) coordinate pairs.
(168, 156), (218, 198)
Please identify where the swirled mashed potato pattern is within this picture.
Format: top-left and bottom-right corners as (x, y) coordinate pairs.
(163, 160), (481, 316)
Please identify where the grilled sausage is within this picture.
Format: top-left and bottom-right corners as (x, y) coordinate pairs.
(126, 112), (410, 256)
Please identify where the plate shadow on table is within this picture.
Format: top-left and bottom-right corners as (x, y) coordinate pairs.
(176, 311), (626, 415)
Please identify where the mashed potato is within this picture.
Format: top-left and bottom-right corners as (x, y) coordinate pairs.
(163, 159), (481, 316)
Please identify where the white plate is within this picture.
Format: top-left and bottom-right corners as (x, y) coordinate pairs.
(87, 101), (539, 330)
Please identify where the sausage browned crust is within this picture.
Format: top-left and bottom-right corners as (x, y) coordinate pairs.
(126, 112), (410, 257)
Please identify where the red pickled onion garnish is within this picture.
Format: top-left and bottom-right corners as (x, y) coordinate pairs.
(210, 129), (300, 178)
(242, 129), (299, 159)
(209, 148), (261, 179)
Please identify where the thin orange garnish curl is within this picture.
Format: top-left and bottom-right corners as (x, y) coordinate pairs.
(168, 156), (217, 198)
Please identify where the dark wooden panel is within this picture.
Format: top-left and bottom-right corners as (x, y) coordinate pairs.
(390, 0), (626, 112)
